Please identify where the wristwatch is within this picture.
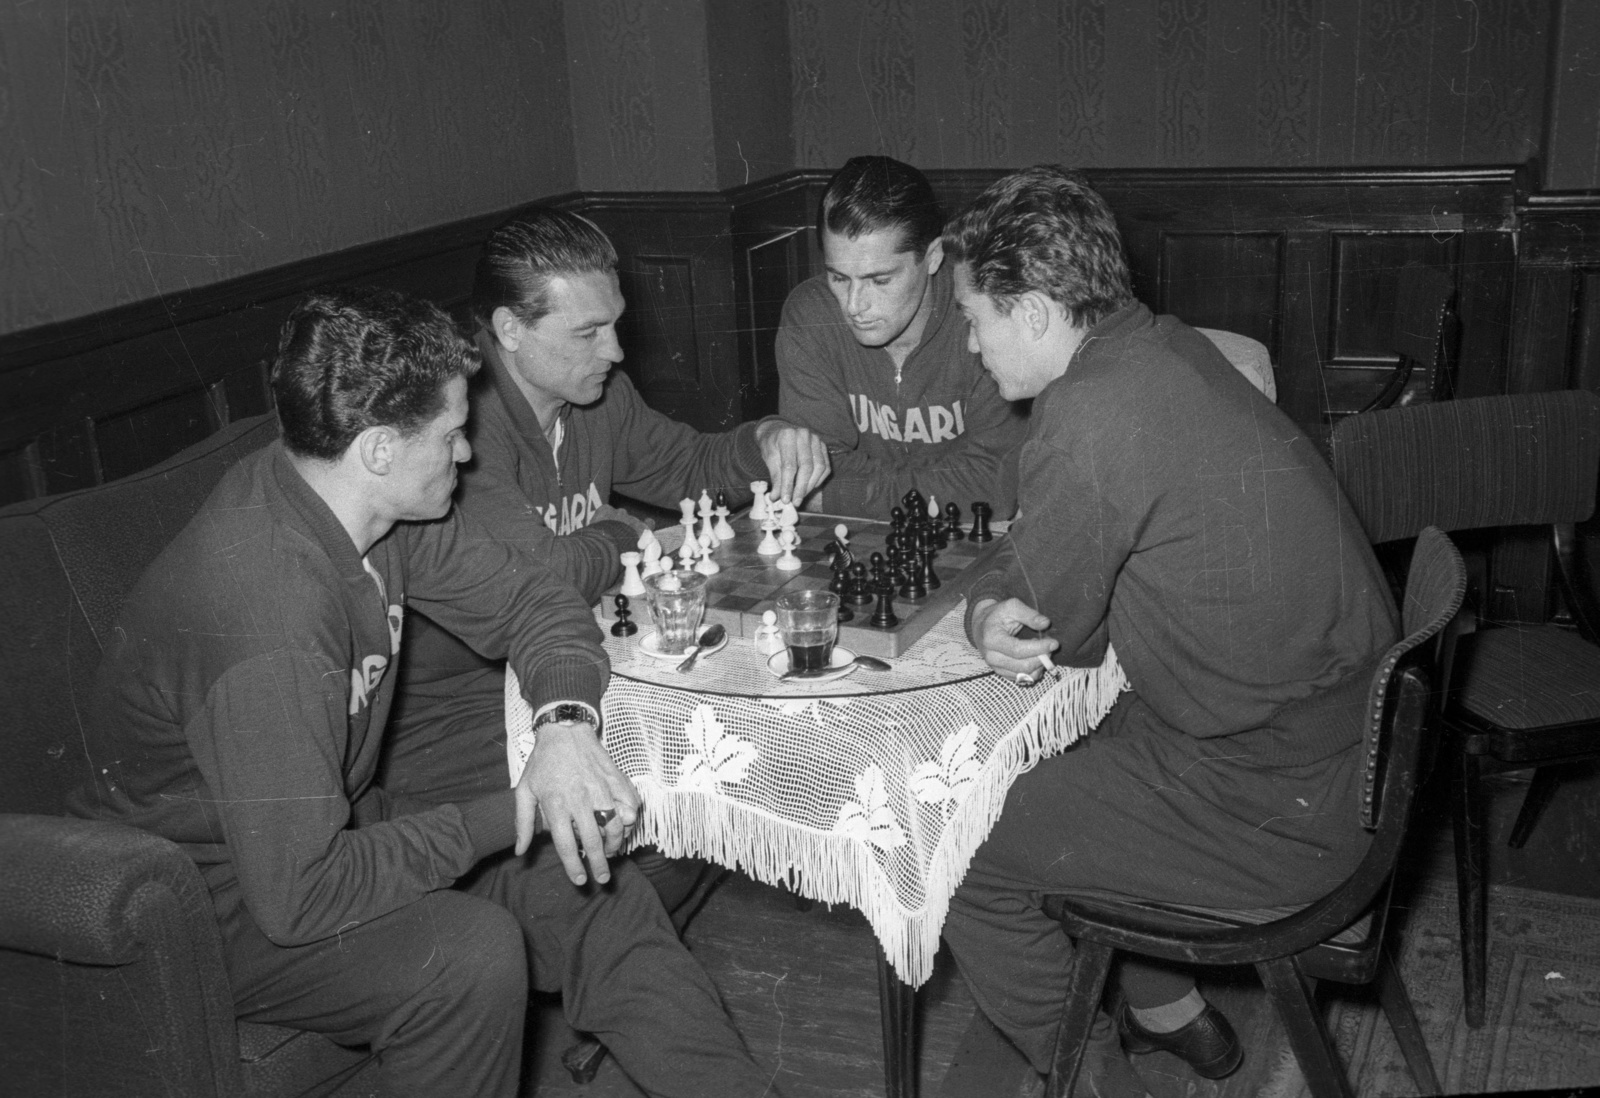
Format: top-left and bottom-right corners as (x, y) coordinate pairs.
(530, 702), (599, 733)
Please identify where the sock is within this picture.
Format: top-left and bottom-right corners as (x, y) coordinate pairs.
(1129, 988), (1206, 1034)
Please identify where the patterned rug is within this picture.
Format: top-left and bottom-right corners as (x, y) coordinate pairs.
(1258, 879), (1600, 1097)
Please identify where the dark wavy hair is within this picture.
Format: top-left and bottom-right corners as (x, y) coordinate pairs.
(942, 165), (1133, 328)
(470, 205), (618, 332)
(818, 155), (945, 259)
(270, 286), (480, 461)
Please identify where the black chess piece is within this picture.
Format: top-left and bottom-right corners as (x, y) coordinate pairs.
(870, 575), (899, 628)
(610, 593), (639, 637)
(836, 598), (854, 625)
(714, 488), (729, 512)
(828, 552), (848, 597)
(847, 561), (874, 607)
(899, 528), (928, 600)
(970, 500), (994, 542)
(889, 505), (905, 532)
(944, 501), (965, 541)
(919, 527), (940, 591)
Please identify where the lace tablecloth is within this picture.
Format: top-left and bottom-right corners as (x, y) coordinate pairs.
(507, 601), (1127, 986)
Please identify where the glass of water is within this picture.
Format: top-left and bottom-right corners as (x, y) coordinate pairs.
(644, 569), (708, 655)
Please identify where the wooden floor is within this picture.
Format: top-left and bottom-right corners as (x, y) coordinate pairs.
(520, 763), (1600, 1097)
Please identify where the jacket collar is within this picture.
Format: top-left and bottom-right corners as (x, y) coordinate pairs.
(268, 441), (370, 581)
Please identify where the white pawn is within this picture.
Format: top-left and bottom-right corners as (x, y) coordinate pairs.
(713, 504), (735, 541)
(749, 481), (770, 521)
(775, 527), (802, 571)
(678, 533), (698, 567)
(693, 531), (721, 575)
(753, 609), (785, 656)
(757, 513), (782, 556)
(640, 539), (664, 577)
(619, 551), (646, 598)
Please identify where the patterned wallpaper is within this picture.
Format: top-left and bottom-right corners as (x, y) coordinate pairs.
(786, 0), (1555, 172)
(0, 0), (575, 336)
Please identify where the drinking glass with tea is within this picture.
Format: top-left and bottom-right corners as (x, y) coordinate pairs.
(775, 589), (839, 674)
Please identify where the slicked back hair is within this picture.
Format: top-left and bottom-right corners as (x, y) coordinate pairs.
(818, 155), (945, 259)
(942, 165), (1133, 328)
(471, 205), (618, 332)
(270, 286), (480, 461)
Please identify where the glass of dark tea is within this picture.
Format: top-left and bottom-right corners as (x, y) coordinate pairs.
(775, 589), (839, 674)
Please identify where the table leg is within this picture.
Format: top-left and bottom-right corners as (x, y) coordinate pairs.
(876, 945), (918, 1098)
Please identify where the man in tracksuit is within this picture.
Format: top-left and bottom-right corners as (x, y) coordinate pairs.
(776, 155), (1027, 519)
(383, 208), (829, 866)
(70, 287), (777, 1098)
(940, 168), (1398, 1096)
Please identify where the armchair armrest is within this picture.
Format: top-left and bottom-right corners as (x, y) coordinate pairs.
(0, 813), (211, 964)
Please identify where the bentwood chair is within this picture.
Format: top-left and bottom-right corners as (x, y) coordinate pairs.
(1041, 527), (1465, 1098)
(1330, 390), (1600, 1028)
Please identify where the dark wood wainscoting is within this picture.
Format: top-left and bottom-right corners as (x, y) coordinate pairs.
(726, 166), (1528, 439)
(5, 162), (1591, 623)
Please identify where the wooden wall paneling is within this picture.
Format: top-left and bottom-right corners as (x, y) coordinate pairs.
(574, 195), (742, 432)
(1455, 231), (1517, 399)
(1275, 232), (1336, 431)
(1574, 270), (1600, 394)
(1158, 232), (1283, 351)
(728, 175), (825, 421)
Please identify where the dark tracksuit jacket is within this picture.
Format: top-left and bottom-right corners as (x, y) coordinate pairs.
(776, 269), (1026, 519)
(941, 302), (1401, 1069)
(384, 338), (774, 803)
(68, 441), (607, 947)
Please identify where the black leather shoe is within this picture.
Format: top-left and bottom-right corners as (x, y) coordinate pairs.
(1117, 999), (1243, 1079)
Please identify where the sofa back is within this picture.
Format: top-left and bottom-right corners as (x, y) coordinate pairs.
(0, 414), (280, 816)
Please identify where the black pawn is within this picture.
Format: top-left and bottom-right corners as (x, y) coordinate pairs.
(847, 561), (875, 607)
(944, 501), (965, 541)
(870, 577), (899, 628)
(836, 598), (854, 625)
(828, 552), (848, 597)
(970, 501), (994, 542)
(714, 488), (729, 512)
(889, 505), (906, 532)
(610, 593), (639, 637)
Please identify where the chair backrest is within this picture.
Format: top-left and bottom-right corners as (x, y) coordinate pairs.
(1391, 262), (1458, 403)
(1329, 391), (1600, 545)
(1359, 526), (1467, 828)
(1196, 327), (1276, 403)
(0, 413), (280, 816)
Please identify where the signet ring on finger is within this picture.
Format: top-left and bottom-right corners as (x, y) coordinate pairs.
(594, 808), (617, 827)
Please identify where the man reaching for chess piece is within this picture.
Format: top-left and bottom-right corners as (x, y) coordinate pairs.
(777, 155), (1028, 519)
(937, 168), (1399, 1097)
(385, 207), (829, 898)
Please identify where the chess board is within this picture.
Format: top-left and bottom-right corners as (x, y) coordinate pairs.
(608, 512), (1007, 658)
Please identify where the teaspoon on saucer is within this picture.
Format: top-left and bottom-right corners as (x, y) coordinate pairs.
(674, 624), (727, 673)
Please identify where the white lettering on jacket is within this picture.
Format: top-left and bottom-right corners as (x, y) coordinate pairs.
(539, 482), (607, 536)
(849, 395), (964, 444)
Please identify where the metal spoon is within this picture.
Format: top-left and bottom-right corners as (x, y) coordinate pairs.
(780, 652), (893, 680)
(674, 624), (726, 673)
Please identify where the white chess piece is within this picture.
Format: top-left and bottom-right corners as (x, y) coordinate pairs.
(777, 501), (799, 528)
(619, 551), (646, 598)
(775, 527), (802, 571)
(693, 531), (720, 575)
(753, 609), (785, 656)
(637, 527), (658, 552)
(833, 522), (850, 549)
(927, 495), (940, 521)
(713, 504), (735, 541)
(698, 511), (720, 550)
(678, 533), (698, 567)
(749, 481), (770, 521)
(640, 539), (664, 577)
(678, 497), (697, 527)
(757, 512), (782, 556)
(698, 490), (714, 520)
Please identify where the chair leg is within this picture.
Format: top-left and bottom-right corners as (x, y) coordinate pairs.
(1507, 766), (1560, 850)
(1258, 956), (1353, 1098)
(876, 945), (918, 1098)
(1452, 750), (1489, 1028)
(1044, 940), (1114, 1098)
(1374, 949), (1442, 1096)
